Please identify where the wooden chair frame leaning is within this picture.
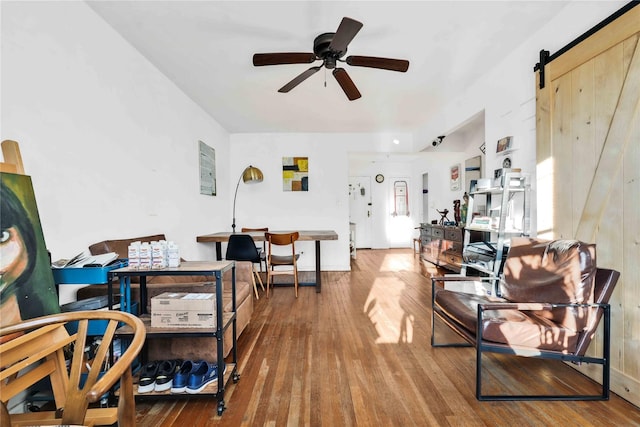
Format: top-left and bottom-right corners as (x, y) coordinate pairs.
(431, 268), (619, 401)
(0, 310), (146, 426)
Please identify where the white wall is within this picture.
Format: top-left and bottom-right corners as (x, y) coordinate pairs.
(1, 2), (231, 301)
(229, 133), (416, 270)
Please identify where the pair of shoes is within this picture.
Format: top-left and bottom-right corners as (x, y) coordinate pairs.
(186, 361), (226, 394)
(137, 360), (181, 393)
(154, 359), (181, 392)
(171, 360), (199, 393)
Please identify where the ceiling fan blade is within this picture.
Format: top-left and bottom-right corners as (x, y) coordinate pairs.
(346, 55), (410, 72)
(278, 66), (322, 93)
(328, 17), (363, 54)
(333, 68), (361, 101)
(253, 52), (316, 66)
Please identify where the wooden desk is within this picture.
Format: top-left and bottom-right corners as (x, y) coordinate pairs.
(196, 230), (338, 292)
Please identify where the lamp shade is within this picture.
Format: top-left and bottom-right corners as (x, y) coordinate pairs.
(242, 166), (263, 184)
(232, 165), (264, 232)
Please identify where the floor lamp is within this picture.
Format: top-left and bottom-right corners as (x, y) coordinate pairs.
(232, 165), (264, 233)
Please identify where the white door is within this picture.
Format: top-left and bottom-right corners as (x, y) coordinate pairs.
(348, 176), (372, 248)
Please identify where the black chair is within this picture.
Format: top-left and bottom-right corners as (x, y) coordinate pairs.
(241, 227), (269, 272)
(226, 234), (265, 299)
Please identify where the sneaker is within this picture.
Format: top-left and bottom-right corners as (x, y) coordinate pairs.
(171, 360), (199, 393)
(154, 359), (181, 392)
(137, 361), (159, 394)
(186, 361), (220, 394)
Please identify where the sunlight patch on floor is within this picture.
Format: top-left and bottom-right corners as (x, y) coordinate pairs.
(364, 276), (413, 344)
(379, 253), (413, 272)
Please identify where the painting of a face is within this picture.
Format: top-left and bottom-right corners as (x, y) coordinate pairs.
(1, 173), (59, 324)
(0, 226), (28, 293)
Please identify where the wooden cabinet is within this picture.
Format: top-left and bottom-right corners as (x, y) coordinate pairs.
(420, 224), (464, 273)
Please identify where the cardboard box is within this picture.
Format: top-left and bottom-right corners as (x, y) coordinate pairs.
(150, 292), (216, 328)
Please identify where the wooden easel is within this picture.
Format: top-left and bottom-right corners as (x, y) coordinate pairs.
(0, 140), (25, 174)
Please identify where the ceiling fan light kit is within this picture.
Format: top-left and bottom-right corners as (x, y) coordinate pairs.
(253, 17), (410, 101)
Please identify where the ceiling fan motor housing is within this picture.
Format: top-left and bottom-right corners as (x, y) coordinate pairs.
(314, 32), (344, 68)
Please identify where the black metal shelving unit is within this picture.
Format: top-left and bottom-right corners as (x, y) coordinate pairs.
(108, 261), (238, 416)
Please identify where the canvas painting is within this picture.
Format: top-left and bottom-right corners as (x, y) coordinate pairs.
(1, 172), (60, 328)
(282, 157), (309, 191)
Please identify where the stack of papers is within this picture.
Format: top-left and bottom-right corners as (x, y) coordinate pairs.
(52, 252), (118, 269)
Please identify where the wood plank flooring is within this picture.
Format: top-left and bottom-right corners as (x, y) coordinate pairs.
(134, 249), (640, 426)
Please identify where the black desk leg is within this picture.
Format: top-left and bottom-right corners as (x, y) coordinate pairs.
(315, 240), (321, 293)
(216, 242), (222, 261)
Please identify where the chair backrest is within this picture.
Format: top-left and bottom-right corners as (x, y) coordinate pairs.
(0, 310), (145, 426)
(501, 237), (597, 332)
(226, 234), (262, 262)
(265, 232), (299, 265)
(266, 231), (299, 247)
(241, 227), (269, 233)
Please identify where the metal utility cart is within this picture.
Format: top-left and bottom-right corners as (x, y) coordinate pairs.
(108, 260), (239, 416)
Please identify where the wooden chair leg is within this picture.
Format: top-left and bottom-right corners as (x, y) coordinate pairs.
(253, 266), (265, 291)
(266, 269), (271, 299)
(249, 269), (259, 299)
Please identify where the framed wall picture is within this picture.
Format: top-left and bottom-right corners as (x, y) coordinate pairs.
(282, 156), (308, 191)
(199, 140), (216, 196)
(496, 136), (513, 153)
(450, 164), (461, 191)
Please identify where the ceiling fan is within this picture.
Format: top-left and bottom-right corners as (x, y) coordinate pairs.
(252, 17), (409, 101)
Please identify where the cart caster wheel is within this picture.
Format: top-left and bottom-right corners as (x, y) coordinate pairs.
(217, 401), (225, 416)
(233, 372), (240, 383)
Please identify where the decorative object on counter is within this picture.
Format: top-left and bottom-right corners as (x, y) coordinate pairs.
(461, 192), (469, 225)
(436, 209), (450, 225)
(453, 199), (461, 224)
(232, 165), (264, 232)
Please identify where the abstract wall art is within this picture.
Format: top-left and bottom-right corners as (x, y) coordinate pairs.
(282, 156), (308, 191)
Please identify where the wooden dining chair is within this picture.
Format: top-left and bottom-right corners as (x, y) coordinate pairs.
(265, 232), (300, 298)
(0, 310), (145, 427)
(241, 227), (269, 272)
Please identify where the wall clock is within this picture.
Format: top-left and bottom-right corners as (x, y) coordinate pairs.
(375, 174), (385, 183)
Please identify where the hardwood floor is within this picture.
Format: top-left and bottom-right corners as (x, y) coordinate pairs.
(134, 249), (640, 426)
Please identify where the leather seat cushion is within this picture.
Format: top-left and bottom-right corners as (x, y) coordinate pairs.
(434, 288), (579, 352)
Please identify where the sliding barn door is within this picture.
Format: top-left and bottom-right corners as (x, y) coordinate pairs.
(536, 6), (639, 406)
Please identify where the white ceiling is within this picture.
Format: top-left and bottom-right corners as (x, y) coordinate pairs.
(87, 1), (569, 138)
